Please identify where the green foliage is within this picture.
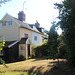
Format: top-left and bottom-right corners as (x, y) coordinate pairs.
(47, 21), (58, 60)
(0, 37), (6, 67)
(0, 39), (5, 50)
(0, 0), (11, 6)
(31, 43), (37, 57)
(18, 55), (26, 61)
(55, 0), (75, 68)
(32, 40), (48, 58)
(0, 58), (6, 67)
(57, 33), (68, 58)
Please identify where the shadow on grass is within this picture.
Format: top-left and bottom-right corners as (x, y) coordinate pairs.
(1, 59), (75, 75)
(31, 58), (46, 62)
(27, 60), (75, 75)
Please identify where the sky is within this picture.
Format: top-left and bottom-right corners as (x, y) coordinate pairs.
(0, 0), (62, 34)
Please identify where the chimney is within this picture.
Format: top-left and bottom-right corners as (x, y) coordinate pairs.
(35, 20), (40, 28)
(18, 11), (26, 22)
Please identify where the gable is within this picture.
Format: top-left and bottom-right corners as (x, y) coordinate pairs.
(0, 14), (20, 41)
(0, 13), (21, 27)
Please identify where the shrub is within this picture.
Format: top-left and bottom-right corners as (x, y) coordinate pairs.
(31, 43), (37, 57)
(0, 58), (6, 67)
(18, 55), (26, 61)
(32, 40), (48, 58)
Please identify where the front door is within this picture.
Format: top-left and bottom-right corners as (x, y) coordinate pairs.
(27, 44), (30, 57)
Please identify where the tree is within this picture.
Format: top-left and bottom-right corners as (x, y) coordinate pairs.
(47, 21), (58, 60)
(0, 37), (5, 66)
(57, 33), (68, 59)
(0, 38), (5, 50)
(55, 0), (75, 68)
(0, 0), (11, 6)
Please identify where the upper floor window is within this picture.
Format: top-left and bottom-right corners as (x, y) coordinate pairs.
(8, 21), (12, 26)
(34, 36), (37, 41)
(2, 22), (6, 26)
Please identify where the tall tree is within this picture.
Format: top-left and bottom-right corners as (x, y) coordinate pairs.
(47, 21), (58, 59)
(55, 0), (75, 68)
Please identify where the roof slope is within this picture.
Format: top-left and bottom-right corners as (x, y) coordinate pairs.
(19, 38), (28, 44)
(8, 14), (33, 30)
(4, 41), (16, 47)
(11, 15), (43, 34)
(9, 14), (41, 33)
(2, 13), (47, 36)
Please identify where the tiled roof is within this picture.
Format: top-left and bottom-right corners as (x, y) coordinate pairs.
(8, 14), (46, 35)
(12, 16), (33, 30)
(19, 38), (28, 44)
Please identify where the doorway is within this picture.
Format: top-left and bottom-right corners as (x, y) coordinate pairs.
(27, 44), (30, 57)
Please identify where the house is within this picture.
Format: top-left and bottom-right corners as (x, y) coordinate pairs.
(0, 11), (47, 62)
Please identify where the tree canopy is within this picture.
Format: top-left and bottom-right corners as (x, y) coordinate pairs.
(0, 0), (11, 6)
(47, 21), (58, 59)
(55, 0), (75, 68)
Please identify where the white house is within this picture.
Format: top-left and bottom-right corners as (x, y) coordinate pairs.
(0, 11), (47, 61)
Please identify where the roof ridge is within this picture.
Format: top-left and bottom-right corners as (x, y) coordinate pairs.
(4, 13), (46, 35)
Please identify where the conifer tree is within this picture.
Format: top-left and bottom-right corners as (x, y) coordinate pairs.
(55, 0), (75, 68)
(48, 21), (58, 59)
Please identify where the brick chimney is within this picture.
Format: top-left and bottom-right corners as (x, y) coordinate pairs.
(18, 11), (26, 22)
(35, 20), (40, 28)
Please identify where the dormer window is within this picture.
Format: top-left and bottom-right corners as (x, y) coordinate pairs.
(33, 26), (36, 29)
(2, 22), (6, 26)
(8, 21), (12, 26)
(42, 28), (44, 32)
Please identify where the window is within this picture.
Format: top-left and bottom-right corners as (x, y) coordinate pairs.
(33, 26), (36, 29)
(42, 38), (44, 42)
(2, 22), (6, 26)
(34, 36), (37, 41)
(0, 50), (3, 55)
(8, 21), (12, 26)
(21, 46), (24, 50)
(25, 33), (28, 38)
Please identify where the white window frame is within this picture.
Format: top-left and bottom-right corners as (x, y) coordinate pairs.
(2, 22), (6, 26)
(8, 21), (12, 26)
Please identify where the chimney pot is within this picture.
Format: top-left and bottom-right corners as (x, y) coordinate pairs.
(18, 11), (26, 22)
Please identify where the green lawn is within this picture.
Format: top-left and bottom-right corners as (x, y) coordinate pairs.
(0, 71), (28, 75)
(0, 59), (75, 75)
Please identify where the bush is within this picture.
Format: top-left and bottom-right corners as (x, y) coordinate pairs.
(31, 43), (37, 57)
(18, 55), (26, 61)
(32, 40), (48, 58)
(0, 58), (6, 67)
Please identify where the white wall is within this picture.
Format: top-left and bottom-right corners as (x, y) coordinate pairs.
(19, 27), (32, 42)
(0, 15), (19, 42)
(32, 31), (43, 45)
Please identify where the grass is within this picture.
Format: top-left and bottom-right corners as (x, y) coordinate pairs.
(0, 71), (28, 75)
(0, 58), (75, 75)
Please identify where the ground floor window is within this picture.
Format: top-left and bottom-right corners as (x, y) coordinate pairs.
(0, 50), (3, 55)
(34, 36), (37, 41)
(20, 46), (24, 50)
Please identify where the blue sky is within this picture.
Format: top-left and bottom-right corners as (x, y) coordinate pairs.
(0, 0), (62, 34)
